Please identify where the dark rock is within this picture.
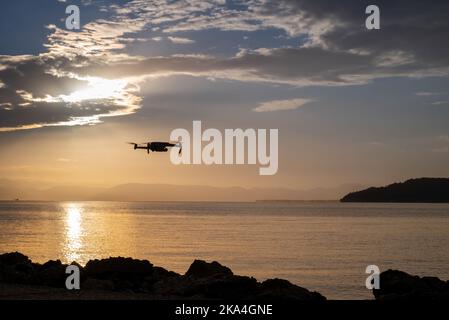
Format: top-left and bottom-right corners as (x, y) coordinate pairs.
(84, 257), (153, 279)
(373, 269), (449, 300)
(0, 252), (35, 284)
(142, 267), (180, 292)
(84, 257), (154, 292)
(152, 266), (179, 280)
(185, 260), (233, 278)
(175, 275), (259, 299)
(35, 259), (67, 287)
(82, 278), (114, 291)
(41, 259), (63, 269)
(0, 252), (329, 300)
(14, 262), (34, 273)
(151, 275), (184, 296)
(0, 252), (31, 266)
(258, 278), (326, 301)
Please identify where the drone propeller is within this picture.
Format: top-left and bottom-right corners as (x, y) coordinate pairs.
(175, 142), (182, 155)
(126, 142), (138, 150)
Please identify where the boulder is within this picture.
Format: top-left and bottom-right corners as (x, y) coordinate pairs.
(170, 274), (259, 299)
(185, 260), (233, 278)
(82, 278), (114, 291)
(84, 257), (154, 292)
(0, 252), (32, 266)
(142, 266), (180, 292)
(84, 257), (153, 279)
(258, 278), (326, 301)
(35, 259), (67, 287)
(0, 252), (330, 300)
(0, 252), (35, 284)
(373, 269), (449, 300)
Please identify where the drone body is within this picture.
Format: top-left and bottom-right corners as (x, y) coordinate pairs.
(128, 141), (182, 154)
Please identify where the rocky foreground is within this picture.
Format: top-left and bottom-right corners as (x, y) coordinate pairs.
(373, 269), (449, 301)
(0, 252), (325, 300)
(1, 252), (449, 300)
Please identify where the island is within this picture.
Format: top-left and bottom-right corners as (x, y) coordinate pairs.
(340, 178), (449, 203)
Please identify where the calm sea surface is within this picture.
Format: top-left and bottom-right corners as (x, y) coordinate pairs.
(0, 201), (448, 299)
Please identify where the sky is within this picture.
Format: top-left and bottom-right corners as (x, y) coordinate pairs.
(0, 0), (449, 196)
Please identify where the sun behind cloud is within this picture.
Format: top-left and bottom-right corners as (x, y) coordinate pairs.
(59, 77), (128, 103)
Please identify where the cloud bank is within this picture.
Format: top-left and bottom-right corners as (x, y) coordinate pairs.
(1, 0), (449, 131)
(253, 98), (312, 112)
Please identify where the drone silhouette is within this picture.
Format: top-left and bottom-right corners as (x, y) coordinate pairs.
(127, 141), (182, 155)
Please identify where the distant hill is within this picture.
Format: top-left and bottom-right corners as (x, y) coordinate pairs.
(0, 178), (361, 201)
(340, 178), (449, 203)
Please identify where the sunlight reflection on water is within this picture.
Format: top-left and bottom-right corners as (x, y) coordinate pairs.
(64, 203), (83, 263)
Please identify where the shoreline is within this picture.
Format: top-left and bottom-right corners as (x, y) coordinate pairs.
(0, 252), (325, 301)
(1, 252), (449, 301)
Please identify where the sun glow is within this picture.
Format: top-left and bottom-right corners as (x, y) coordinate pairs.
(59, 77), (128, 103)
(3, 75), (142, 131)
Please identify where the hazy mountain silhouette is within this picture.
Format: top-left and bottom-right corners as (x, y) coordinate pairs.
(0, 178), (361, 201)
(341, 178), (449, 203)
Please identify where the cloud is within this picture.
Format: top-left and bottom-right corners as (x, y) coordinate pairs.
(439, 135), (449, 143)
(167, 36), (195, 44)
(0, 54), (142, 131)
(0, 2), (147, 132)
(137, 0), (449, 71)
(432, 101), (449, 105)
(415, 91), (445, 96)
(57, 0), (449, 88)
(71, 45), (448, 87)
(253, 98), (313, 112)
(374, 51), (415, 67)
(1, 0), (449, 132)
(432, 135), (449, 153)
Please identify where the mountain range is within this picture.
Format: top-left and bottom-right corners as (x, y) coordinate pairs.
(0, 178), (361, 202)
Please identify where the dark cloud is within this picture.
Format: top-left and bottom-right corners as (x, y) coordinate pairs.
(275, 0), (449, 66)
(0, 100), (123, 128)
(0, 55), (87, 115)
(70, 45), (441, 86)
(0, 56), (85, 97)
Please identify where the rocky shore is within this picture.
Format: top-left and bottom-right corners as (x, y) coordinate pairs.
(373, 269), (449, 301)
(0, 252), (325, 300)
(1, 252), (448, 300)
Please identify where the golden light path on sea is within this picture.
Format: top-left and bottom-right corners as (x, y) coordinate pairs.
(63, 203), (83, 263)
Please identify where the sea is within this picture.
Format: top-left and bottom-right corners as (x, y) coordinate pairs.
(0, 201), (448, 299)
